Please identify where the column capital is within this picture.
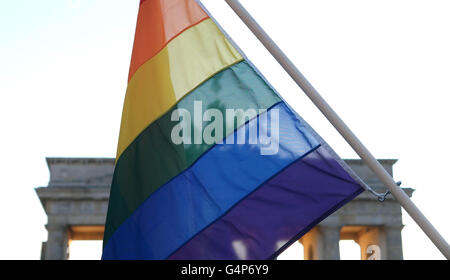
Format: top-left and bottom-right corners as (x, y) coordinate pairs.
(319, 224), (342, 231)
(45, 223), (67, 231)
(384, 224), (404, 231)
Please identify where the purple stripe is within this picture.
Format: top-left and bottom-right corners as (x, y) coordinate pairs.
(169, 146), (364, 260)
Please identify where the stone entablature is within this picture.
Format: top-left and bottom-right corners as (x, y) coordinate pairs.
(46, 158), (114, 188)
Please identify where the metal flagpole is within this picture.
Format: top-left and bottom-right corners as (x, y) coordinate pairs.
(224, 0), (450, 259)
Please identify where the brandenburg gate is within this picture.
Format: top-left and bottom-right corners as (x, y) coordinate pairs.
(36, 157), (413, 260)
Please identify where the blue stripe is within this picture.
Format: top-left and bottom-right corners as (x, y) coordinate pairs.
(102, 102), (320, 260)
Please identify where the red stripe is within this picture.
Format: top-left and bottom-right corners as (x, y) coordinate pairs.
(129, 0), (209, 81)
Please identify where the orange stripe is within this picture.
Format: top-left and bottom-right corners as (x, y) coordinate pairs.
(128, 0), (209, 81)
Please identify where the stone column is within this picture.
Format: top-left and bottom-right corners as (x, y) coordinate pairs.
(319, 226), (341, 260)
(384, 225), (404, 260)
(44, 224), (69, 260)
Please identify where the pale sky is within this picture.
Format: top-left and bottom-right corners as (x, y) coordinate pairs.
(0, 0), (449, 260)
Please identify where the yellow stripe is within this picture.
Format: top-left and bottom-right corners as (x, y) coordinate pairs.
(116, 19), (243, 160)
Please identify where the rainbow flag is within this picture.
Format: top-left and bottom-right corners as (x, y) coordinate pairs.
(102, 0), (365, 260)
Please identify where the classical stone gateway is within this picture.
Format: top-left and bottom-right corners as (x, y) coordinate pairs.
(36, 158), (413, 260)
(36, 158), (112, 260)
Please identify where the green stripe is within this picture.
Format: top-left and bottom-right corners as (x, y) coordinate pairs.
(104, 61), (281, 244)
